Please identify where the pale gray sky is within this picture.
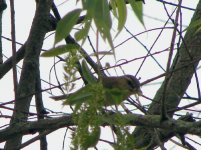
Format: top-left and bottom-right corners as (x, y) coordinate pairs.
(0, 1), (200, 149)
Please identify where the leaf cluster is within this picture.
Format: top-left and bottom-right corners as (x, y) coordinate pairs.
(40, 1), (144, 149)
(41, 0), (144, 58)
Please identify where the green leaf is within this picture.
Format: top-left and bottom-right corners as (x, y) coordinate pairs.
(82, 0), (115, 55)
(63, 90), (93, 105)
(41, 44), (79, 57)
(116, 0), (127, 32)
(74, 19), (92, 42)
(93, 0), (115, 55)
(128, 0), (144, 25)
(94, 18), (114, 53)
(54, 9), (82, 45)
(94, 0), (111, 30)
(110, 0), (118, 17)
(62, 82), (104, 106)
(104, 88), (128, 105)
(82, 60), (97, 84)
(81, 126), (101, 149)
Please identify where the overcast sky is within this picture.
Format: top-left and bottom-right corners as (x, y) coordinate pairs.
(0, 1), (200, 149)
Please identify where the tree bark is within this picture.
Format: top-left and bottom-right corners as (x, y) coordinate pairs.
(0, 113), (200, 143)
(132, 1), (201, 148)
(5, 0), (52, 149)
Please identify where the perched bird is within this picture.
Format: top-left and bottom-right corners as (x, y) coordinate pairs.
(51, 75), (142, 106)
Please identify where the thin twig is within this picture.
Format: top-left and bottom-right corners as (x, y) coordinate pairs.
(10, 0), (18, 99)
(160, 0), (182, 121)
(15, 130), (54, 150)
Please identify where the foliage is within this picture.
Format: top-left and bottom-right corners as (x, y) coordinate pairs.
(54, 9), (82, 45)
(59, 60), (139, 149)
(42, 0), (144, 58)
(72, 106), (101, 149)
(2, 0), (201, 150)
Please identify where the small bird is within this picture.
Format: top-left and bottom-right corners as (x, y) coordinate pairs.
(51, 75), (142, 106)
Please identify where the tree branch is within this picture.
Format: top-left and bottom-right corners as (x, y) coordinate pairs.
(0, 113), (201, 143)
(133, 1), (201, 148)
(5, 0), (52, 148)
(0, 0), (6, 64)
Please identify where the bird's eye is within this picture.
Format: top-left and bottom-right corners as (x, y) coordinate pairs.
(125, 75), (140, 91)
(127, 79), (135, 90)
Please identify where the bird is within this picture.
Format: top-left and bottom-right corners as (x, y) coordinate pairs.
(50, 75), (142, 106)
